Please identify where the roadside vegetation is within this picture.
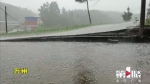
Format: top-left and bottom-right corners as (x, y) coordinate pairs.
(0, 25), (91, 37)
(0, 22), (116, 37)
(146, 2), (150, 25)
(0, 22), (123, 37)
(122, 7), (133, 22)
(146, 18), (150, 25)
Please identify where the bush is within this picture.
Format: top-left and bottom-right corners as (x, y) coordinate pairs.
(146, 18), (150, 25)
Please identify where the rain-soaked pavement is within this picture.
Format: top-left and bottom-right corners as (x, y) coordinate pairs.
(0, 42), (150, 84)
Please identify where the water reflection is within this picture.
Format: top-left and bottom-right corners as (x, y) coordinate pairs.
(72, 57), (97, 84)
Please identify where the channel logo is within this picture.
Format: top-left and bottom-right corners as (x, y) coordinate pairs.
(116, 67), (141, 83)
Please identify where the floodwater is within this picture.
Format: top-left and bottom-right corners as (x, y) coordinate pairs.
(0, 42), (150, 84)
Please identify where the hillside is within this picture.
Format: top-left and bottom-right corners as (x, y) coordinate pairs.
(0, 2), (38, 22)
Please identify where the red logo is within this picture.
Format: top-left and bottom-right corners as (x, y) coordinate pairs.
(126, 71), (131, 76)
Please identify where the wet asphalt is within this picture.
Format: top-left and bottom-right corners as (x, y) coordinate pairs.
(0, 42), (150, 84)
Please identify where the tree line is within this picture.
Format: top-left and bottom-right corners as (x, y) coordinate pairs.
(38, 1), (129, 28)
(0, 1), (140, 29)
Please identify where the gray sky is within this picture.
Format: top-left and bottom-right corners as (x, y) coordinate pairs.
(1, 0), (149, 14)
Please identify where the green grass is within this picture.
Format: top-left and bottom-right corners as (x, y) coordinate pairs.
(0, 25), (91, 37)
(146, 18), (150, 25)
(0, 22), (122, 37)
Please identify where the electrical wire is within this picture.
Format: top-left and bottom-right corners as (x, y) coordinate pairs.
(0, 7), (5, 12)
(0, 7), (27, 27)
(89, 0), (100, 7)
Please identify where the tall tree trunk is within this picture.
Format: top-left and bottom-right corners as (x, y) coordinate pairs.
(86, 0), (92, 24)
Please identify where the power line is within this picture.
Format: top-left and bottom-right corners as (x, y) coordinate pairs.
(0, 7), (5, 12)
(0, 7), (27, 27)
(89, 0), (100, 7)
(7, 14), (25, 26)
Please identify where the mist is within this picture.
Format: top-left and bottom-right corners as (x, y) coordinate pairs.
(1, 0), (144, 14)
(1, 0), (149, 33)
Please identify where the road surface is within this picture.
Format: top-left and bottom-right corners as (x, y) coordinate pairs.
(0, 42), (150, 84)
(0, 22), (137, 40)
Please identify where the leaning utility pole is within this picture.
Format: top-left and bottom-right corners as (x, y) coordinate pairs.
(86, 0), (92, 24)
(5, 6), (8, 33)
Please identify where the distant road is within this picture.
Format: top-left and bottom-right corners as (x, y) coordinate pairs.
(0, 21), (137, 40)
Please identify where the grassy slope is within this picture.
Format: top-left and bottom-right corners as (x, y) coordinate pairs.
(0, 25), (91, 37)
(0, 21), (133, 37)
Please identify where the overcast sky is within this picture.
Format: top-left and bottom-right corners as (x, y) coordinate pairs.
(0, 0), (150, 14)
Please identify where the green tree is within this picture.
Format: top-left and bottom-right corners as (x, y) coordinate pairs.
(146, 2), (150, 25)
(62, 7), (67, 14)
(122, 7), (133, 22)
(146, 19), (150, 25)
(38, 2), (60, 27)
(60, 7), (71, 27)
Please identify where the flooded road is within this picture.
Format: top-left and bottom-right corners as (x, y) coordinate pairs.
(0, 42), (150, 84)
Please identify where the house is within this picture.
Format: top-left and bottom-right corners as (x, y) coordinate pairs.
(37, 17), (43, 24)
(24, 16), (38, 30)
